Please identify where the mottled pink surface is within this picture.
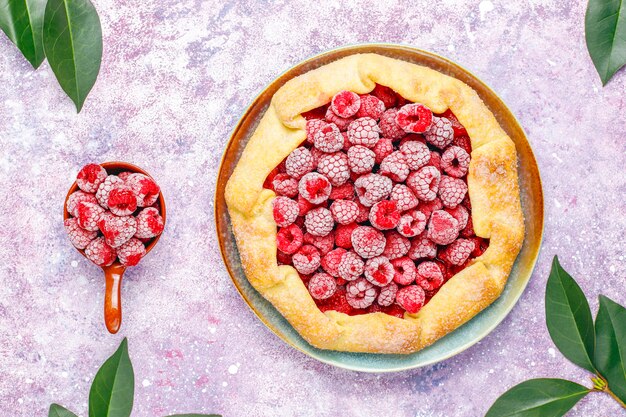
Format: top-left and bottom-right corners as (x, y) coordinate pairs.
(0, 0), (625, 416)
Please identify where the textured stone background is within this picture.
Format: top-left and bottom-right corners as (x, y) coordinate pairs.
(0, 0), (624, 416)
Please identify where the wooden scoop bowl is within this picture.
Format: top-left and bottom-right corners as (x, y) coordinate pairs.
(63, 161), (166, 334)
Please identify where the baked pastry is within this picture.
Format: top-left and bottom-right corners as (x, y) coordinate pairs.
(225, 53), (524, 354)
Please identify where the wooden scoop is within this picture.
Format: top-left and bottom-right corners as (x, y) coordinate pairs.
(63, 162), (166, 334)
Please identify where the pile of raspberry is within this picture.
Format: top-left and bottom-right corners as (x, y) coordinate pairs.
(64, 164), (164, 267)
(266, 86), (489, 318)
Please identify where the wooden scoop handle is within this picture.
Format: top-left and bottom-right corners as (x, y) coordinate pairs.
(103, 263), (126, 334)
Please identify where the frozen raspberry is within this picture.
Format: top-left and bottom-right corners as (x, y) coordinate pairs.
(96, 175), (124, 208)
(98, 213), (137, 248)
(419, 198), (443, 220)
(371, 84), (397, 108)
(64, 218), (97, 249)
(298, 172), (332, 204)
(329, 182), (354, 200)
(382, 231), (410, 260)
(440, 239), (476, 266)
(272, 174), (298, 197)
(317, 152), (350, 186)
(75, 201), (105, 231)
(308, 272), (337, 300)
(397, 209), (427, 238)
(76, 164), (107, 193)
(347, 117), (380, 148)
(415, 261), (443, 290)
(396, 285), (425, 314)
(441, 109), (468, 136)
(330, 200), (359, 225)
(356, 94), (385, 119)
(335, 223), (358, 249)
(377, 282), (398, 307)
(453, 135), (472, 155)
(460, 215), (475, 238)
(66, 191), (98, 217)
(427, 151), (442, 171)
(364, 256), (394, 286)
(372, 137), (394, 164)
(134, 207), (164, 239)
(351, 226), (386, 259)
(424, 116), (454, 148)
(276, 224), (303, 254)
(117, 238), (146, 267)
(107, 185), (138, 216)
(389, 184), (418, 212)
(408, 233), (437, 260)
(354, 200), (370, 223)
(378, 108), (405, 140)
(346, 278), (378, 309)
(292, 244), (321, 275)
(445, 205), (469, 232)
(331, 90), (361, 118)
(304, 207), (334, 237)
(407, 166), (441, 202)
(441, 146), (470, 178)
(272, 196), (299, 227)
(84, 237), (117, 267)
(391, 257), (417, 285)
(380, 151), (410, 182)
(321, 248), (346, 277)
(125, 173), (160, 207)
(306, 119), (329, 144)
(285, 147), (315, 179)
(369, 200), (401, 230)
(325, 107), (353, 131)
(347, 145), (375, 174)
(427, 210), (459, 245)
(304, 231), (335, 255)
(400, 140), (430, 170)
(338, 251), (364, 280)
(354, 174), (393, 207)
(396, 103), (433, 133)
(314, 123), (343, 153)
(438, 176), (468, 208)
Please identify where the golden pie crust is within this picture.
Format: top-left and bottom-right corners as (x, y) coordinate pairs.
(225, 53), (524, 354)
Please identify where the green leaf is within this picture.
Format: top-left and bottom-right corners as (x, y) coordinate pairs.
(485, 378), (590, 417)
(545, 256), (596, 373)
(0, 0), (46, 68)
(585, 0), (626, 85)
(42, 0), (102, 112)
(89, 338), (134, 417)
(49, 404), (78, 417)
(594, 295), (626, 403)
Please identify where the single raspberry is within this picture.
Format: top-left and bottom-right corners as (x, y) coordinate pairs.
(415, 261), (444, 292)
(424, 116), (454, 148)
(329, 182), (354, 200)
(371, 84), (397, 108)
(335, 223), (358, 249)
(453, 135), (472, 155)
(131, 207), (163, 240)
(107, 185), (138, 216)
(272, 196), (299, 227)
(317, 152), (350, 186)
(292, 244), (321, 275)
(369, 200), (401, 230)
(297, 194), (316, 216)
(445, 205), (469, 232)
(285, 147), (315, 179)
(441, 109), (468, 136)
(441, 146), (470, 178)
(304, 207), (334, 237)
(427, 151), (442, 171)
(372, 137), (394, 164)
(418, 198), (443, 220)
(272, 174), (298, 197)
(66, 191), (98, 217)
(354, 200), (370, 223)
(396, 103), (433, 134)
(407, 233), (438, 260)
(391, 257), (417, 285)
(397, 209), (427, 237)
(76, 164), (107, 193)
(98, 213), (137, 248)
(346, 278), (378, 309)
(64, 218), (97, 249)
(356, 94), (385, 119)
(331, 90), (361, 118)
(117, 238), (146, 267)
(276, 224), (303, 254)
(380, 151), (410, 182)
(314, 123), (343, 153)
(330, 199), (359, 225)
(308, 272), (337, 300)
(427, 210), (459, 245)
(378, 108), (405, 140)
(351, 226), (386, 259)
(298, 172), (332, 204)
(377, 282), (398, 307)
(321, 248), (346, 277)
(318, 287), (354, 315)
(84, 237), (117, 267)
(406, 166), (441, 202)
(304, 231), (335, 255)
(325, 107), (354, 131)
(347, 117), (380, 148)
(306, 119), (329, 144)
(396, 285), (425, 314)
(347, 145), (375, 174)
(460, 215), (475, 238)
(438, 176), (468, 208)
(354, 174), (392, 207)
(338, 251), (364, 280)
(390, 184), (419, 212)
(400, 140), (430, 170)
(365, 256), (394, 287)
(382, 231), (410, 260)
(96, 175), (124, 208)
(125, 173), (160, 207)
(277, 250), (292, 265)
(75, 201), (105, 231)
(439, 239), (476, 266)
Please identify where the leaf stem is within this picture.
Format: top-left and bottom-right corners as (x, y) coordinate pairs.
(591, 375), (626, 409)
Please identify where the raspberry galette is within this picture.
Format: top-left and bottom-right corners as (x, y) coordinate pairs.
(225, 53), (524, 354)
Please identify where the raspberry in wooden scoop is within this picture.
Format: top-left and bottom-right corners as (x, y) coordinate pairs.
(107, 185), (138, 216)
(84, 237), (117, 267)
(125, 173), (160, 207)
(76, 163), (107, 193)
(117, 238), (146, 267)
